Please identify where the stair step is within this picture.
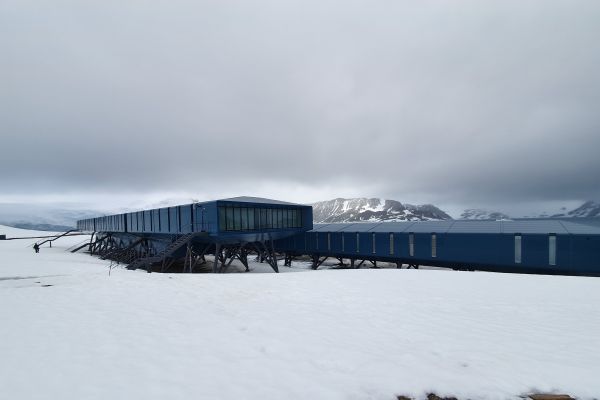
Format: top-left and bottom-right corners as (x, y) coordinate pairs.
(126, 233), (198, 270)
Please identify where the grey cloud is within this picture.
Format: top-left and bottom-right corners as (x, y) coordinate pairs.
(1, 0), (599, 211)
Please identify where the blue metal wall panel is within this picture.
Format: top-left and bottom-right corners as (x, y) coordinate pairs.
(570, 235), (600, 273)
(158, 208), (169, 233)
(168, 207), (179, 233)
(180, 205), (193, 233)
(521, 235), (548, 269)
(143, 210), (152, 232)
(152, 211), (160, 233)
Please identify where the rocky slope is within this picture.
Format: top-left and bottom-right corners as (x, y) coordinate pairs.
(312, 198), (452, 223)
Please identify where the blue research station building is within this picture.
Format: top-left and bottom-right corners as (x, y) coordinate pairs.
(76, 197), (600, 276)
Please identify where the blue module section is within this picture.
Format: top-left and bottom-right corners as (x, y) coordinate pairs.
(76, 197), (313, 244)
(273, 220), (600, 276)
(76, 198), (600, 276)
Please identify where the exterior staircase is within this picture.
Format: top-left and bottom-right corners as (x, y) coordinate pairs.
(127, 233), (199, 271)
(101, 237), (143, 260)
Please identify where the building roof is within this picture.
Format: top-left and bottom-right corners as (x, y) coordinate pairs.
(309, 219), (600, 235)
(218, 197), (307, 206)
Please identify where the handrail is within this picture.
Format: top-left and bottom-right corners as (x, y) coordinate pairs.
(65, 237), (91, 252)
(37, 230), (79, 246)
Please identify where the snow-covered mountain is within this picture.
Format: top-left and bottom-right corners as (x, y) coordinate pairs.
(460, 209), (511, 220)
(312, 198), (452, 223)
(460, 201), (600, 220)
(563, 201), (600, 218)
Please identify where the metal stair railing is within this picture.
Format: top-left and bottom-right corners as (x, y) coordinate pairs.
(126, 232), (200, 271)
(36, 230), (79, 247)
(100, 237), (144, 260)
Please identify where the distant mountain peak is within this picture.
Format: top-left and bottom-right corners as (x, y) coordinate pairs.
(312, 198), (452, 223)
(567, 200), (600, 218)
(460, 208), (511, 220)
(461, 200), (600, 220)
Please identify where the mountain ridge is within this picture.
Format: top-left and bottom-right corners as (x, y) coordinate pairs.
(314, 198), (600, 223)
(312, 198), (452, 223)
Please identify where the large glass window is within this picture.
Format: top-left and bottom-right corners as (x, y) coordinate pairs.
(241, 208), (248, 230)
(218, 205), (303, 231)
(226, 207), (234, 230)
(248, 209), (255, 230)
(234, 208), (241, 230)
(261, 208), (267, 229)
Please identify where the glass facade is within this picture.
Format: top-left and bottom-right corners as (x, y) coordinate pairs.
(218, 206), (303, 231)
(549, 234), (556, 266)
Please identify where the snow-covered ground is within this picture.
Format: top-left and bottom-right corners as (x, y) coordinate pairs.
(1, 224), (599, 400)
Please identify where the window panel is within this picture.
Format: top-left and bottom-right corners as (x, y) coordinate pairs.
(234, 208), (241, 230)
(409, 233), (414, 257)
(549, 234), (556, 266)
(372, 233), (376, 254)
(248, 208), (255, 230)
(514, 234), (522, 264)
(226, 207), (234, 231)
(241, 207), (248, 230)
(389, 233), (394, 255)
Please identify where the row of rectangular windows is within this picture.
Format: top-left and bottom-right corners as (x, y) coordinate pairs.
(514, 234), (556, 265)
(218, 207), (302, 231)
(318, 232), (428, 257)
(314, 232), (557, 265)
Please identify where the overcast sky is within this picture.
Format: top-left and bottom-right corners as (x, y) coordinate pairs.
(1, 0), (599, 216)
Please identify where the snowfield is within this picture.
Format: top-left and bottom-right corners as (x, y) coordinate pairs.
(1, 225), (599, 400)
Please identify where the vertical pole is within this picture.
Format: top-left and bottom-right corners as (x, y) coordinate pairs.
(312, 254), (319, 270)
(213, 243), (221, 273)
